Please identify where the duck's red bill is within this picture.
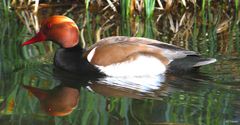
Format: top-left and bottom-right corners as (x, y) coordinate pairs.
(23, 85), (47, 100)
(22, 32), (46, 46)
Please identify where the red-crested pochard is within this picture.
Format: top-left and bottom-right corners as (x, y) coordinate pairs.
(22, 15), (216, 76)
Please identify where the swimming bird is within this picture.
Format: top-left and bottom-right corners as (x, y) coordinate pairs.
(22, 15), (216, 76)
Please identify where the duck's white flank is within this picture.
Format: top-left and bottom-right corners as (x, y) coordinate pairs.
(96, 55), (166, 77)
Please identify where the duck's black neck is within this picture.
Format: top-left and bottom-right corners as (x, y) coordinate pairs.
(54, 44), (101, 75)
(62, 44), (85, 53)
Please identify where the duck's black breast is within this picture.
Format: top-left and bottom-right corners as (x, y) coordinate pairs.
(54, 45), (101, 75)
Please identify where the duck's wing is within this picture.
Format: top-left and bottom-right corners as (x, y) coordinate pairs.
(90, 36), (198, 60)
(130, 37), (199, 61)
(84, 36), (216, 68)
(124, 37), (216, 68)
(84, 36), (171, 66)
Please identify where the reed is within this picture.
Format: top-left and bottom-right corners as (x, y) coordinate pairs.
(120, 0), (131, 18)
(144, 0), (155, 19)
(85, 0), (90, 10)
(4, 0), (240, 20)
(235, 0), (239, 10)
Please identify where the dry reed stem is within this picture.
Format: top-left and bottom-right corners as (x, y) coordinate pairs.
(80, 15), (87, 48)
(168, 14), (178, 33)
(181, 0), (186, 7)
(170, 12), (194, 48)
(96, 27), (102, 41)
(33, 14), (39, 32)
(80, 28), (86, 48)
(33, 0), (39, 13)
(106, 0), (117, 12)
(21, 11), (33, 33)
(165, 0), (173, 11)
(101, 1), (118, 12)
(62, 4), (77, 15)
(156, 14), (163, 22)
(156, 0), (164, 10)
(135, 0), (144, 12)
(217, 19), (231, 34)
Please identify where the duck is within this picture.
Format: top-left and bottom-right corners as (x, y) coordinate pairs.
(22, 15), (216, 77)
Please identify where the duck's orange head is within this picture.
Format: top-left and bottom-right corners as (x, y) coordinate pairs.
(22, 15), (79, 48)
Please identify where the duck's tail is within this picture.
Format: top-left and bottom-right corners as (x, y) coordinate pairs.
(192, 58), (217, 67)
(168, 56), (217, 72)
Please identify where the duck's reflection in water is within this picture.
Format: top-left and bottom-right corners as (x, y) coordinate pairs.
(23, 85), (80, 116)
(88, 75), (169, 99)
(23, 67), (211, 116)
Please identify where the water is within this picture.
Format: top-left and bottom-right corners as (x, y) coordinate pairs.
(0, 5), (240, 125)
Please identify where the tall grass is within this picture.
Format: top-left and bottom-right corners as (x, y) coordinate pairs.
(120, 0), (131, 18)
(144, 0), (155, 19)
(85, 0), (90, 10)
(235, 0), (239, 10)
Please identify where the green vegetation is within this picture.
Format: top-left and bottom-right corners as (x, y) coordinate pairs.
(2, 0), (239, 19)
(120, 0), (131, 19)
(144, 0), (155, 19)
